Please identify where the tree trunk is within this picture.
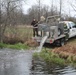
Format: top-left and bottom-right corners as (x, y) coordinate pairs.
(0, 4), (3, 43)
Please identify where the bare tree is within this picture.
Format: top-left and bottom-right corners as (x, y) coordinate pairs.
(27, 4), (60, 24)
(60, 0), (62, 19)
(41, 5), (49, 18)
(36, 0), (43, 21)
(0, 0), (26, 43)
(69, 0), (76, 12)
(0, 0), (4, 42)
(50, 0), (54, 15)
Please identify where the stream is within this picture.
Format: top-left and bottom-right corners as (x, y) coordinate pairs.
(31, 58), (76, 75)
(0, 48), (76, 75)
(0, 48), (33, 75)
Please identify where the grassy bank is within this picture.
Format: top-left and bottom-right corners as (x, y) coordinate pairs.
(33, 48), (76, 67)
(0, 25), (38, 50)
(0, 43), (29, 50)
(33, 37), (76, 66)
(33, 49), (66, 66)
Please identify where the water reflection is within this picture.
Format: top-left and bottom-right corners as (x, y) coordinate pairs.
(0, 49), (33, 75)
(31, 59), (76, 75)
(0, 49), (76, 75)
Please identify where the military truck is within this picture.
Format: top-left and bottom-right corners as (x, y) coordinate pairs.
(33, 15), (76, 46)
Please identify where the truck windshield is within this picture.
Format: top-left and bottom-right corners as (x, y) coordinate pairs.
(68, 22), (76, 28)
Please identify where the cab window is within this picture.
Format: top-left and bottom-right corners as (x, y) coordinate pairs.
(71, 22), (76, 28)
(68, 23), (72, 29)
(68, 22), (76, 28)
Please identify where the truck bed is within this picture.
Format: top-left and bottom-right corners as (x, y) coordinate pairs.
(33, 34), (65, 44)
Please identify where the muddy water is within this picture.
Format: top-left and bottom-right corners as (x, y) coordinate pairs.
(0, 48), (33, 75)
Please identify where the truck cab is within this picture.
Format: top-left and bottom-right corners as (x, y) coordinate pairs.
(60, 21), (76, 38)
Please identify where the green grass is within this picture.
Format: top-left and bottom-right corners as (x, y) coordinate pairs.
(33, 48), (76, 66)
(0, 43), (29, 50)
(0, 43), (7, 48)
(33, 49), (65, 66)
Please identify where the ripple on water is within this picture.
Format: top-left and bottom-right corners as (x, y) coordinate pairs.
(30, 59), (76, 75)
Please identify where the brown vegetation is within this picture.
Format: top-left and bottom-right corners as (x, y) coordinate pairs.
(3, 35), (24, 44)
(3, 26), (33, 44)
(52, 44), (76, 61)
(25, 38), (39, 47)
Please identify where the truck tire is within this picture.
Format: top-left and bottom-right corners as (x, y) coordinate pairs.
(55, 38), (65, 47)
(60, 38), (65, 46)
(56, 38), (65, 47)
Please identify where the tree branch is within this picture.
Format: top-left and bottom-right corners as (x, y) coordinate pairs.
(69, 1), (76, 12)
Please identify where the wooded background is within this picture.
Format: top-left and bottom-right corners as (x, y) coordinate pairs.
(0, 0), (76, 43)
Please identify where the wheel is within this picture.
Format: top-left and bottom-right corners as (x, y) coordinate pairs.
(60, 38), (65, 46)
(56, 38), (65, 47)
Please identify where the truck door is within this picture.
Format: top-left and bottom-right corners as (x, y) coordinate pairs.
(68, 22), (76, 38)
(67, 22), (74, 38)
(71, 22), (76, 36)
